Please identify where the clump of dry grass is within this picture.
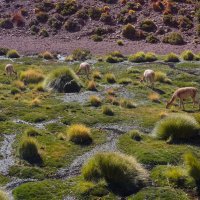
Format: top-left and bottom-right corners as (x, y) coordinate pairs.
(102, 105), (114, 116)
(12, 80), (25, 90)
(87, 80), (97, 91)
(106, 88), (116, 96)
(67, 124), (92, 145)
(92, 70), (102, 79)
(20, 69), (44, 84)
(148, 92), (160, 103)
(159, 111), (168, 119)
(89, 95), (102, 107)
(41, 51), (54, 60)
(155, 71), (172, 84)
(105, 73), (116, 84)
(30, 97), (41, 107)
(120, 98), (136, 108)
(106, 96), (119, 106)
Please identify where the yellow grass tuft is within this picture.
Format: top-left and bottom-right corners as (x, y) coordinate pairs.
(67, 124), (92, 145)
(148, 92), (160, 102)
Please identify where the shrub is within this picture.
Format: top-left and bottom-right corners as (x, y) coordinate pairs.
(100, 13), (113, 24)
(39, 28), (49, 37)
(163, 14), (177, 26)
(92, 71), (101, 79)
(0, 18), (13, 29)
(82, 152), (148, 195)
(128, 51), (146, 62)
(48, 17), (62, 30)
(67, 124), (92, 145)
(146, 34), (159, 43)
(181, 50), (195, 61)
(91, 34), (103, 42)
(153, 114), (199, 142)
(43, 67), (83, 93)
(36, 12), (49, 23)
(145, 52), (157, 62)
(6, 49), (20, 58)
(163, 32), (184, 45)
(102, 106), (114, 115)
(140, 19), (156, 32)
(164, 52), (180, 62)
(76, 9), (89, 20)
(0, 47), (9, 56)
(122, 24), (143, 40)
(25, 128), (40, 137)
(88, 7), (101, 20)
(20, 69), (44, 84)
(117, 40), (124, 46)
(0, 190), (9, 200)
(120, 98), (136, 108)
(64, 19), (80, 32)
(55, 1), (78, 16)
(178, 16), (193, 30)
(105, 73), (116, 83)
(30, 25), (40, 35)
(41, 51), (54, 60)
(12, 12), (25, 27)
(19, 138), (42, 164)
(184, 153), (200, 183)
(72, 48), (91, 60)
(89, 95), (102, 107)
(197, 24), (200, 36)
(87, 80), (97, 91)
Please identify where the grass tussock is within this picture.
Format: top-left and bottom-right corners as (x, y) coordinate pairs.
(155, 71), (171, 84)
(20, 69), (44, 84)
(41, 51), (54, 60)
(44, 67), (83, 93)
(25, 128), (40, 137)
(92, 70), (101, 79)
(6, 49), (20, 58)
(30, 97), (41, 107)
(148, 92), (160, 103)
(181, 50), (195, 61)
(120, 98), (136, 108)
(105, 73), (116, 84)
(89, 95), (102, 107)
(164, 52), (180, 62)
(67, 124), (92, 145)
(82, 152), (149, 195)
(184, 153), (200, 184)
(19, 137), (42, 165)
(12, 80), (25, 90)
(0, 190), (9, 200)
(102, 106), (114, 116)
(87, 80), (97, 91)
(153, 113), (200, 142)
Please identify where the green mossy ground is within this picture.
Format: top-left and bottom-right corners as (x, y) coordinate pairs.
(0, 57), (200, 199)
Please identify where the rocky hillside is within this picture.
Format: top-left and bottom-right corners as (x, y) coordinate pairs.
(0, 0), (199, 55)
